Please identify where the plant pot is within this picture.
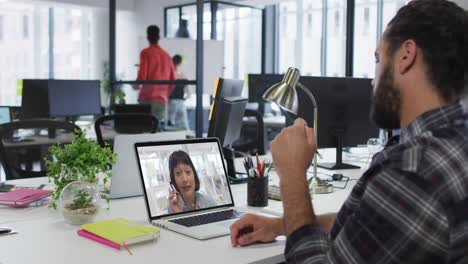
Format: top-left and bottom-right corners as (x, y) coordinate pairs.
(59, 181), (101, 225)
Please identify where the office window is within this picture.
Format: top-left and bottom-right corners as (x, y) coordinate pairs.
(54, 7), (90, 79)
(23, 15), (29, 39)
(326, 0), (346, 77)
(278, 0), (346, 77)
(306, 12), (313, 36)
(363, 7), (370, 35)
(217, 8), (236, 78)
(166, 8), (179, 38)
(0, 15), (4, 41)
(180, 3), (212, 40)
(353, 0), (377, 78)
(302, 0), (322, 76)
(115, 8), (139, 90)
(0, 3), (49, 106)
(0, 2), (100, 106)
(353, 0), (408, 78)
(164, 2), (262, 80)
(382, 0), (408, 29)
(278, 1), (297, 74)
(217, 4), (262, 79)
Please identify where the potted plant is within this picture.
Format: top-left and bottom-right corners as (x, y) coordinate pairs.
(60, 181), (101, 225)
(46, 130), (117, 210)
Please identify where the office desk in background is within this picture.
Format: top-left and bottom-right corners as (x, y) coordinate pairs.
(241, 115), (285, 154)
(242, 115), (286, 129)
(0, 149), (369, 264)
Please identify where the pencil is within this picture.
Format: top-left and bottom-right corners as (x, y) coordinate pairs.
(123, 243), (133, 255)
(256, 152), (260, 177)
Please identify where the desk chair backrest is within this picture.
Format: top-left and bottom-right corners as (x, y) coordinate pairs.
(0, 119), (81, 180)
(94, 113), (159, 148)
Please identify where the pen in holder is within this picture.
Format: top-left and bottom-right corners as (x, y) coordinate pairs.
(247, 175), (269, 207)
(244, 154), (271, 207)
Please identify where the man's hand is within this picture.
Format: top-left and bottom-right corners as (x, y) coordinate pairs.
(230, 214), (284, 247)
(271, 118), (317, 236)
(271, 118), (317, 181)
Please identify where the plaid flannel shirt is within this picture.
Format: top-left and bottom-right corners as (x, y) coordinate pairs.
(285, 102), (468, 263)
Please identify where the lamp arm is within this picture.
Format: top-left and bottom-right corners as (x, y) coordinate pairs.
(297, 82), (318, 189)
(296, 82), (318, 132)
(297, 82), (317, 109)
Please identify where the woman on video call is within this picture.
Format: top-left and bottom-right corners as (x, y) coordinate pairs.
(168, 150), (216, 213)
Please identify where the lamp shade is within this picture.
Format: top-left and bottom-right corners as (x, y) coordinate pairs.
(262, 67), (300, 114)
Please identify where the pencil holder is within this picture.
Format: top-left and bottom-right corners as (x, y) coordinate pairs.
(247, 176), (269, 207)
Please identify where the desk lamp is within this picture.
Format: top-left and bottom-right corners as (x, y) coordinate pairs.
(262, 67), (333, 194)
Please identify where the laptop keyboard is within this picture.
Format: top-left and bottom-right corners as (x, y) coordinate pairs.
(169, 209), (245, 227)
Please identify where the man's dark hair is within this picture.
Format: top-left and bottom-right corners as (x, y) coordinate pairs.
(147, 25), (160, 44)
(173, 55), (183, 66)
(168, 150), (200, 193)
(385, 0), (468, 100)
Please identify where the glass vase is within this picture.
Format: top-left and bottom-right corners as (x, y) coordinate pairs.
(59, 181), (101, 225)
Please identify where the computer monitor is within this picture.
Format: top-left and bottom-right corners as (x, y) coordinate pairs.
(21, 79), (50, 119)
(208, 78), (244, 137)
(210, 97), (248, 183)
(207, 78), (246, 183)
(0, 106), (11, 124)
(48, 80), (101, 117)
(248, 74), (282, 103)
(298, 76), (379, 169)
(212, 96), (248, 148)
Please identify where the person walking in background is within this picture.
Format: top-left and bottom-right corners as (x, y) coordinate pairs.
(134, 25), (175, 123)
(168, 55), (190, 130)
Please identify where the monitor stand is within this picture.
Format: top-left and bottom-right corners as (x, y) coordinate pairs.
(223, 147), (248, 184)
(317, 130), (360, 170)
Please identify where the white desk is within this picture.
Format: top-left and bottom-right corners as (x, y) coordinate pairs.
(0, 149), (370, 264)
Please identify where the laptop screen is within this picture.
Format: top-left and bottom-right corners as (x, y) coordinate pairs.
(0, 107), (11, 124)
(135, 138), (234, 219)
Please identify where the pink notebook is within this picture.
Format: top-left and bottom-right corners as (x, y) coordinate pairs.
(0, 189), (52, 207)
(77, 230), (121, 250)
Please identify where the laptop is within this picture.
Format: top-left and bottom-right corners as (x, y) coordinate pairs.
(110, 132), (186, 199)
(134, 138), (245, 240)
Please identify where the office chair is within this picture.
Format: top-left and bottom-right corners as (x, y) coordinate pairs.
(0, 119), (81, 180)
(94, 113), (159, 148)
(233, 109), (266, 155)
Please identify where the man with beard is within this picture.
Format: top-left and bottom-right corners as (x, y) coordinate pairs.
(230, 0), (468, 263)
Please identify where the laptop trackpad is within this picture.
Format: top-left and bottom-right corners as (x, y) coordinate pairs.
(215, 219), (237, 228)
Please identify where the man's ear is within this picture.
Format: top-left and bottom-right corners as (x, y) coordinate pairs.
(397, 39), (417, 74)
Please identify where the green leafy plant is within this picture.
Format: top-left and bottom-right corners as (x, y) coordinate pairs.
(101, 61), (126, 106)
(114, 91), (126, 104)
(69, 189), (93, 210)
(101, 61), (110, 96)
(47, 130), (117, 209)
